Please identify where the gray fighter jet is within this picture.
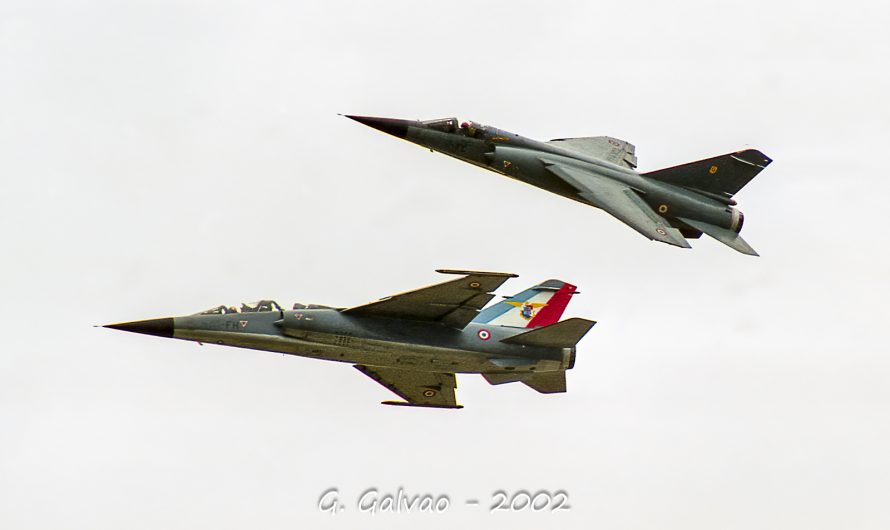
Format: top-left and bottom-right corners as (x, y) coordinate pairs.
(347, 115), (772, 255)
(104, 270), (594, 409)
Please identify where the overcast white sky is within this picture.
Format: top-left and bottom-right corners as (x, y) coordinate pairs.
(2, 1), (889, 529)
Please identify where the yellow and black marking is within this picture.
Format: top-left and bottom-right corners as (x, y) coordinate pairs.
(469, 281), (481, 289)
(709, 165), (718, 174)
(422, 389), (437, 397)
(503, 160), (512, 169)
(658, 204), (669, 214)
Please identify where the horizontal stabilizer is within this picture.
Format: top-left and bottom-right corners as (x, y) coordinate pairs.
(521, 371), (566, 394)
(500, 318), (596, 348)
(482, 372), (532, 385)
(678, 217), (759, 256)
(489, 357), (536, 369)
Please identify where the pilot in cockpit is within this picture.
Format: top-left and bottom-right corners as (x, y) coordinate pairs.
(460, 121), (484, 139)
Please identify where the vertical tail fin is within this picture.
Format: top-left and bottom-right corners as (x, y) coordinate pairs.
(642, 149), (772, 198)
(472, 279), (578, 328)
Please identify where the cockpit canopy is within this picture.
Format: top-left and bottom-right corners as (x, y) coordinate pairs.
(421, 117), (459, 133)
(421, 117), (492, 139)
(292, 303), (335, 310)
(198, 300), (283, 315)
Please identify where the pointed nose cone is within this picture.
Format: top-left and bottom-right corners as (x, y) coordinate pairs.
(344, 115), (412, 139)
(104, 317), (174, 338)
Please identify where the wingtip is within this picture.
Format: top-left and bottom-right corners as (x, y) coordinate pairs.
(673, 233), (693, 248)
(381, 400), (464, 410)
(661, 236), (692, 249)
(435, 269), (519, 278)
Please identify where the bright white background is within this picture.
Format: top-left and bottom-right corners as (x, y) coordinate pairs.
(1, 1), (888, 529)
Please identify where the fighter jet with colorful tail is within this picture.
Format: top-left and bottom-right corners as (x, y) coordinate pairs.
(104, 270), (594, 409)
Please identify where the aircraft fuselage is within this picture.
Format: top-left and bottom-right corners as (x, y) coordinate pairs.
(169, 309), (572, 374)
(406, 125), (742, 233)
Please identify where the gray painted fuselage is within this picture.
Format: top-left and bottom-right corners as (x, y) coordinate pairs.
(407, 125), (740, 231)
(172, 309), (572, 374)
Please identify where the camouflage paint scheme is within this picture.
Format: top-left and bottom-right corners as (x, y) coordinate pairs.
(347, 115), (772, 255)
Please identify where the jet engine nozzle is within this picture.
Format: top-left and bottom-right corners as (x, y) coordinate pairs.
(566, 347), (577, 370)
(730, 208), (745, 233)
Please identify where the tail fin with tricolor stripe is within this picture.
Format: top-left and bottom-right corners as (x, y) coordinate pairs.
(472, 279), (578, 329)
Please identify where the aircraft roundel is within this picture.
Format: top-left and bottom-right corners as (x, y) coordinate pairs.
(477, 329), (491, 341)
(423, 389), (437, 397)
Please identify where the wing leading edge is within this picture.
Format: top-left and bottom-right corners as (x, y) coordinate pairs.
(342, 270), (518, 329)
(543, 161), (691, 248)
(547, 136), (638, 169)
(355, 365), (462, 409)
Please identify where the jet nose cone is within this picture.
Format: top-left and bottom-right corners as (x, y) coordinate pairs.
(344, 115), (411, 138)
(104, 317), (174, 338)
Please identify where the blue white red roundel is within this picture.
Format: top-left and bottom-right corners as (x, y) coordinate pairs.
(477, 329), (491, 341)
